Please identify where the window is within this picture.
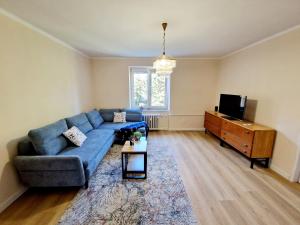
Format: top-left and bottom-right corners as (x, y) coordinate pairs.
(129, 67), (170, 111)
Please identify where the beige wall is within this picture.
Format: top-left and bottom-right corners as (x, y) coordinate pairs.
(217, 27), (300, 179)
(2, 4), (299, 212)
(91, 58), (218, 130)
(0, 13), (93, 210)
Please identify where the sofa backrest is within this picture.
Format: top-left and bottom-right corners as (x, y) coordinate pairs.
(66, 113), (93, 133)
(19, 108), (144, 156)
(28, 119), (69, 155)
(123, 108), (143, 122)
(99, 108), (121, 122)
(99, 108), (143, 122)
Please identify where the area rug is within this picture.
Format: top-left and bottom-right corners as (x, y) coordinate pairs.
(58, 142), (198, 225)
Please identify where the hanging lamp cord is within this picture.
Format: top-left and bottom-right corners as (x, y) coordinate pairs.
(162, 22), (167, 55)
(163, 29), (166, 55)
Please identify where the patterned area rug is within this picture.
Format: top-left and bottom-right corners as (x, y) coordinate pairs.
(58, 142), (198, 225)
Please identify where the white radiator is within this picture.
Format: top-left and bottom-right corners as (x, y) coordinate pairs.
(143, 114), (160, 130)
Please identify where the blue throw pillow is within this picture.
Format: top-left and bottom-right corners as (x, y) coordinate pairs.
(66, 113), (93, 133)
(28, 119), (68, 155)
(86, 109), (104, 128)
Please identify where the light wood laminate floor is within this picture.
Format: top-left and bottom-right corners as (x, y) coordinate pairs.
(1, 131), (300, 225)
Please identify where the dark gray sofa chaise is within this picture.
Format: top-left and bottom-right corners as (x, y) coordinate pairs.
(14, 108), (144, 188)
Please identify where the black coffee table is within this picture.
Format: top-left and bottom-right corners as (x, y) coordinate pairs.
(121, 137), (147, 179)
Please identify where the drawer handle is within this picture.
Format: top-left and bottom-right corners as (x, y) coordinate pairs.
(223, 132), (227, 135)
(245, 131), (250, 134)
(243, 144), (248, 147)
(243, 151), (247, 154)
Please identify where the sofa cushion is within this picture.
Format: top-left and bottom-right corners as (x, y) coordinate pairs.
(86, 109), (104, 128)
(66, 113), (93, 134)
(28, 119), (68, 155)
(124, 108), (143, 122)
(97, 122), (141, 132)
(58, 129), (114, 168)
(84, 134), (114, 178)
(99, 108), (121, 122)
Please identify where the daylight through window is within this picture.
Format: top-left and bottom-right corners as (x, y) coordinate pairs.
(129, 67), (170, 111)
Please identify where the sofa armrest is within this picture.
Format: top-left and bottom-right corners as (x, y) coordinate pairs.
(15, 155), (83, 171)
(14, 155), (86, 187)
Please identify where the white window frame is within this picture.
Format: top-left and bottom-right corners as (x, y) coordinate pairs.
(129, 66), (170, 111)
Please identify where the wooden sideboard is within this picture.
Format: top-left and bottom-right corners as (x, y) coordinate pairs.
(204, 111), (276, 168)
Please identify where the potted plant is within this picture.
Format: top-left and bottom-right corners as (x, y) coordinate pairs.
(129, 131), (142, 145)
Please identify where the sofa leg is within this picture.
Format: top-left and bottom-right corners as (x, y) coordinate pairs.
(84, 180), (89, 189)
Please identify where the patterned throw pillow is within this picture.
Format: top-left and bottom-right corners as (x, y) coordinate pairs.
(113, 112), (126, 123)
(63, 126), (87, 146)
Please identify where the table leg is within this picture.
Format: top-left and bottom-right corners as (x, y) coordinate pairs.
(125, 154), (128, 169)
(121, 153), (125, 178)
(264, 158), (269, 168)
(144, 153), (147, 179)
(250, 159), (255, 169)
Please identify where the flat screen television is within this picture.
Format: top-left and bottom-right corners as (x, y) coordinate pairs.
(219, 94), (247, 120)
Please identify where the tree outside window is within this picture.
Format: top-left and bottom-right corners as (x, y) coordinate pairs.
(130, 67), (170, 111)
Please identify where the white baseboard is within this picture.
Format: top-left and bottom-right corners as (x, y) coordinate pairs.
(0, 187), (27, 213)
(168, 128), (205, 131)
(149, 127), (205, 131)
(270, 164), (290, 181)
(149, 127), (169, 131)
(290, 136), (300, 182)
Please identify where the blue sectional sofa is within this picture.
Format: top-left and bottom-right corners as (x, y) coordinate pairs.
(14, 108), (146, 188)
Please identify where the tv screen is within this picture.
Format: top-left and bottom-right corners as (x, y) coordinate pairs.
(219, 94), (247, 120)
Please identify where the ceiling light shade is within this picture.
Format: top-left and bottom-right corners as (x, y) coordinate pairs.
(153, 22), (176, 76)
(153, 54), (176, 75)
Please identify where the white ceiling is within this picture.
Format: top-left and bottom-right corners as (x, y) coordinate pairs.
(1, 0), (300, 57)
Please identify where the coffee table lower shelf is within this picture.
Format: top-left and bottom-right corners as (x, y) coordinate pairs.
(121, 152), (147, 179)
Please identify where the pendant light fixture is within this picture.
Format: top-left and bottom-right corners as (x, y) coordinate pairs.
(153, 22), (176, 76)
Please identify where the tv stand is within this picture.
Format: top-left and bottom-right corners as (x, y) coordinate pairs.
(204, 111), (276, 169)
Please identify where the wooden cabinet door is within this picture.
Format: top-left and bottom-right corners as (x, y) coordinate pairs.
(205, 112), (221, 126)
(204, 112), (222, 137)
(251, 131), (276, 158)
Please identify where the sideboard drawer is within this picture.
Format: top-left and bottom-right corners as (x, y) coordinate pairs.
(221, 131), (252, 157)
(221, 132), (240, 151)
(222, 120), (254, 144)
(241, 129), (254, 145)
(239, 143), (252, 157)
